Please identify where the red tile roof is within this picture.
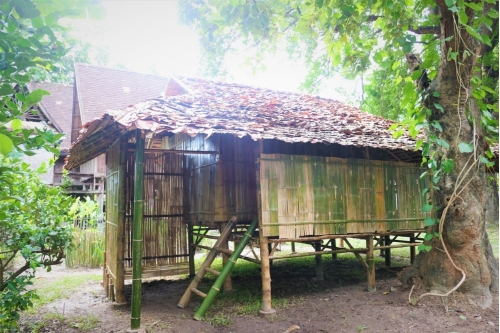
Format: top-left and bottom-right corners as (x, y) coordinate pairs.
(66, 77), (421, 169)
(27, 82), (73, 150)
(74, 63), (171, 123)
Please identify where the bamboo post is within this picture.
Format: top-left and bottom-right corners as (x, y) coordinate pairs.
(115, 135), (127, 304)
(379, 236), (385, 257)
(291, 242), (296, 253)
(255, 151), (276, 317)
(193, 218), (258, 320)
(366, 235), (376, 292)
(331, 239), (337, 260)
(103, 251), (108, 296)
(188, 223), (195, 277)
(384, 235), (391, 267)
(222, 221), (233, 292)
(130, 130), (145, 331)
(268, 243), (273, 267)
(315, 242), (324, 280)
(410, 233), (416, 264)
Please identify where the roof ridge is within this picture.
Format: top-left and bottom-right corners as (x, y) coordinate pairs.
(74, 62), (170, 80)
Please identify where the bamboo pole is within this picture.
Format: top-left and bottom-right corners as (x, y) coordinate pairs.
(331, 239), (337, 260)
(103, 251), (108, 296)
(384, 235), (391, 267)
(269, 247), (368, 260)
(315, 242), (324, 281)
(255, 143), (276, 317)
(410, 233), (416, 264)
(366, 236), (376, 292)
(130, 130), (145, 331)
(221, 221), (233, 292)
(115, 135), (127, 304)
(188, 223), (195, 277)
(266, 230), (424, 242)
(193, 217), (258, 320)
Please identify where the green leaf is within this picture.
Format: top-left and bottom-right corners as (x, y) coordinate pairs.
(11, 119), (22, 131)
(458, 11), (468, 25)
(424, 233), (433, 241)
(0, 133), (14, 156)
(445, 0), (456, 7)
(418, 244), (432, 252)
(434, 103), (444, 112)
(422, 203), (433, 212)
(479, 156), (494, 167)
(464, 2), (482, 11)
(411, 70), (422, 80)
(465, 25), (483, 43)
(424, 217), (436, 226)
(0, 85), (15, 96)
(431, 121), (443, 132)
(441, 159), (454, 173)
(436, 138), (450, 149)
(458, 142), (473, 153)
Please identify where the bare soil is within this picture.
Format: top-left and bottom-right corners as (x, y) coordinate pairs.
(20, 257), (499, 333)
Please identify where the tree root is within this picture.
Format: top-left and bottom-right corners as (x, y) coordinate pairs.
(408, 153), (479, 306)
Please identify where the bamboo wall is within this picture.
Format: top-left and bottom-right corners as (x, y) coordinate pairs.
(105, 139), (121, 284)
(165, 133), (257, 223)
(259, 154), (427, 238)
(125, 151), (188, 268)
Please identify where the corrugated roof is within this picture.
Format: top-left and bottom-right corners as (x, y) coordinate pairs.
(74, 63), (171, 123)
(66, 77), (421, 169)
(27, 82), (73, 150)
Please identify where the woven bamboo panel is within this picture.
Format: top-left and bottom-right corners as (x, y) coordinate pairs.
(125, 151), (188, 269)
(260, 154), (427, 238)
(167, 133), (257, 223)
(105, 139), (121, 283)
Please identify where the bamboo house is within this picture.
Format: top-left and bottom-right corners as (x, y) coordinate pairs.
(65, 77), (427, 328)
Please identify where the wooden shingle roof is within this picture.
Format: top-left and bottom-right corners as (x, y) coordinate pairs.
(66, 77), (421, 169)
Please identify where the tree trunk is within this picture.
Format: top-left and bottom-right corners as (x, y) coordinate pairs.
(399, 0), (499, 308)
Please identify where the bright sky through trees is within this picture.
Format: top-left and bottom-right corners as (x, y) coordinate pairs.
(70, 0), (362, 102)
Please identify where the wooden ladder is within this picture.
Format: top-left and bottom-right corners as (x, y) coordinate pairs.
(177, 217), (259, 320)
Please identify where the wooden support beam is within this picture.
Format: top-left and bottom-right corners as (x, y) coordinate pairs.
(269, 247), (368, 260)
(410, 233), (416, 264)
(315, 242), (324, 281)
(255, 141), (276, 317)
(343, 239), (369, 269)
(366, 236), (376, 292)
(129, 148), (218, 155)
(188, 223), (195, 277)
(130, 130), (145, 331)
(115, 135), (127, 305)
(221, 221), (233, 292)
(331, 239), (337, 260)
(384, 235), (391, 267)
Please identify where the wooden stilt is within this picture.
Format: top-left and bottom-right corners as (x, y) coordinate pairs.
(255, 143), (276, 317)
(379, 236), (385, 257)
(130, 130), (145, 331)
(331, 239), (337, 259)
(384, 235), (391, 267)
(410, 233), (416, 264)
(315, 242), (324, 281)
(188, 223), (195, 277)
(103, 251), (108, 296)
(268, 243), (273, 266)
(366, 236), (376, 292)
(291, 242), (296, 253)
(115, 136), (127, 305)
(222, 221), (233, 292)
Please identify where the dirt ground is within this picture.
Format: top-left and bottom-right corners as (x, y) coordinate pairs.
(20, 257), (499, 333)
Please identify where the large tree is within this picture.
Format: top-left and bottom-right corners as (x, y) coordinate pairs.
(179, 0), (499, 307)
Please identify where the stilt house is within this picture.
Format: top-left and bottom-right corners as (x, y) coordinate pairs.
(65, 77), (427, 321)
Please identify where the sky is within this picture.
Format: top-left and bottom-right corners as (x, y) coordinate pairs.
(70, 0), (362, 103)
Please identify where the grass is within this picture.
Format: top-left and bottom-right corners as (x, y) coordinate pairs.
(65, 228), (105, 268)
(68, 314), (100, 331)
(28, 273), (101, 311)
(487, 223), (499, 258)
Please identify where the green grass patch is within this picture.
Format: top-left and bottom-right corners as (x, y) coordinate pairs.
(65, 228), (105, 268)
(487, 223), (499, 259)
(28, 273), (101, 311)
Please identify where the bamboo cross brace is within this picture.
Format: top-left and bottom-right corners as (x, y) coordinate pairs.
(343, 239), (369, 269)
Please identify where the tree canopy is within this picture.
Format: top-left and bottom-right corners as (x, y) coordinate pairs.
(180, 0), (499, 307)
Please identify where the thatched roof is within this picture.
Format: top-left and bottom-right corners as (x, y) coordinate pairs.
(66, 77), (421, 169)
